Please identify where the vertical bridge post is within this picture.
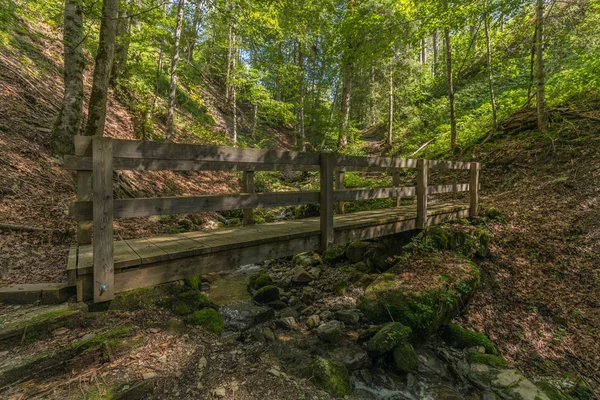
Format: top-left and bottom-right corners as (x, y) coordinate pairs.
(320, 153), (334, 252)
(470, 162), (480, 218)
(393, 171), (401, 207)
(242, 171), (255, 225)
(416, 159), (428, 229)
(335, 171), (345, 214)
(92, 136), (114, 303)
(74, 136), (92, 301)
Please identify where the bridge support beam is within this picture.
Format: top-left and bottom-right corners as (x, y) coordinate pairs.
(335, 171), (345, 214)
(470, 162), (480, 217)
(242, 171), (255, 225)
(320, 153), (334, 252)
(416, 159), (428, 229)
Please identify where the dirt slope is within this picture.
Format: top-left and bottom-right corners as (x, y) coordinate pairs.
(458, 111), (600, 385)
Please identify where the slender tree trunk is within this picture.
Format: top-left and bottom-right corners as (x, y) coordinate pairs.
(526, 29), (536, 107)
(252, 103), (258, 141)
(111, 0), (131, 83)
(420, 38), (427, 64)
(85, 0), (119, 137)
(225, 21), (233, 102)
(535, 0), (547, 133)
(166, 0), (185, 139)
(338, 62), (351, 147)
(187, 0), (202, 62)
(156, 42), (163, 94)
(298, 46), (305, 151)
(470, 25), (477, 54)
(232, 34), (237, 145)
(484, 18), (498, 132)
(432, 30), (439, 75)
(444, 29), (457, 150)
(387, 69), (394, 146)
(52, 0), (84, 155)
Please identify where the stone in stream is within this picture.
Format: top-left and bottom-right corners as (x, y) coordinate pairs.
(252, 285), (280, 303)
(220, 301), (274, 331)
(317, 320), (344, 344)
(391, 342), (418, 373)
(334, 309), (360, 325)
(346, 241), (371, 263)
(366, 322), (412, 358)
(327, 346), (370, 371)
(310, 357), (353, 396)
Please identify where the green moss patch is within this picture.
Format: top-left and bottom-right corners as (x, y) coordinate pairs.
(171, 290), (211, 315)
(248, 272), (273, 291)
(391, 342), (418, 372)
(442, 323), (498, 355)
(183, 275), (202, 291)
(467, 352), (510, 368)
(252, 285), (280, 303)
(366, 322), (412, 358)
(186, 309), (224, 335)
(408, 224), (491, 258)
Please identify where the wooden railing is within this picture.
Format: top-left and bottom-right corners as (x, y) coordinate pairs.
(65, 136), (479, 302)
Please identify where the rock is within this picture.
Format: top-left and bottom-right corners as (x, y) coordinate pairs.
(301, 305), (316, 315)
(142, 372), (156, 380)
(328, 346), (370, 371)
(212, 387), (227, 397)
(317, 321), (344, 343)
(308, 267), (322, 278)
(366, 322), (412, 358)
(262, 327), (275, 342)
(279, 307), (299, 318)
(357, 325), (381, 344)
(334, 309), (360, 325)
(428, 386), (464, 400)
(167, 318), (186, 334)
(320, 310), (333, 320)
(288, 296), (300, 306)
(354, 261), (370, 272)
(278, 316), (297, 330)
(252, 285), (280, 303)
(323, 245), (347, 264)
(442, 324), (497, 355)
(301, 287), (316, 303)
(200, 282), (211, 292)
(267, 368), (281, 377)
(158, 355), (167, 363)
(221, 301), (275, 331)
(80, 333), (97, 341)
(311, 357), (353, 396)
(346, 241), (371, 263)
(267, 300), (287, 310)
(292, 252), (322, 267)
(292, 267), (314, 283)
(391, 342), (418, 372)
(52, 327), (69, 336)
(248, 273), (274, 291)
(171, 290), (211, 315)
(198, 356), (207, 370)
(306, 314), (320, 329)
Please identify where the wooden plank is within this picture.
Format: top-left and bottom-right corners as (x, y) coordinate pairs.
(126, 238), (169, 264)
(92, 136), (114, 303)
(66, 247), (78, 285)
(75, 137), (93, 246)
(70, 191), (321, 221)
(320, 153), (334, 251)
(113, 241), (142, 268)
(333, 154), (418, 170)
(72, 137), (321, 166)
(333, 187), (416, 202)
(335, 171), (345, 214)
(427, 160), (471, 170)
(393, 172), (401, 207)
(64, 155), (321, 172)
(427, 183), (470, 194)
(470, 162), (480, 217)
(416, 159), (428, 229)
(242, 171), (255, 225)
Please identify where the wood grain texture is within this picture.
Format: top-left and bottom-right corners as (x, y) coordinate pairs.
(416, 159), (428, 229)
(242, 171), (255, 225)
(393, 172), (401, 207)
(320, 153), (334, 251)
(92, 136), (114, 302)
(335, 171), (345, 214)
(470, 162), (480, 217)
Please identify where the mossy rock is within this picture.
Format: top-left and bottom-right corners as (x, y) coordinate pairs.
(323, 245), (346, 264)
(366, 322), (412, 358)
(248, 272), (273, 291)
(466, 352), (510, 368)
(391, 342), (418, 373)
(311, 357), (353, 397)
(411, 224), (491, 258)
(535, 381), (575, 400)
(183, 275), (202, 291)
(292, 252), (322, 267)
(171, 290), (211, 315)
(346, 241), (371, 263)
(358, 256), (480, 343)
(185, 308), (224, 335)
(442, 323), (498, 355)
(252, 285), (280, 303)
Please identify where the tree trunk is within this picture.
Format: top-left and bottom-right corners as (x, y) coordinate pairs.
(432, 30), (439, 75)
(252, 103), (258, 141)
(338, 62), (351, 147)
(111, 0), (131, 83)
(444, 29), (457, 150)
(387, 69), (394, 146)
(484, 18), (498, 132)
(420, 38), (427, 64)
(52, 0), (84, 155)
(166, 0), (185, 139)
(85, 0), (119, 137)
(225, 22), (232, 102)
(535, 0), (547, 133)
(232, 34), (237, 145)
(187, 0), (202, 62)
(298, 46), (305, 151)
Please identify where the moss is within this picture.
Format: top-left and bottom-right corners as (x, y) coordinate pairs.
(346, 241), (371, 263)
(486, 207), (501, 220)
(442, 323), (498, 355)
(535, 382), (574, 400)
(467, 352), (510, 368)
(252, 285), (280, 303)
(248, 272), (273, 291)
(311, 357), (353, 397)
(185, 308), (224, 335)
(571, 379), (594, 400)
(171, 290), (211, 315)
(183, 275), (202, 291)
(366, 322), (412, 358)
(323, 245), (347, 264)
(391, 342), (418, 372)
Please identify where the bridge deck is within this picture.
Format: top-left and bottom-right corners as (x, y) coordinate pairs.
(68, 202), (468, 300)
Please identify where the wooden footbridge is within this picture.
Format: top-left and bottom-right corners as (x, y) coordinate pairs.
(64, 137), (480, 303)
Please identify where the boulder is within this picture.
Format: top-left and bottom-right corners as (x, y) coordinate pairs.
(328, 346), (370, 371)
(366, 322), (412, 358)
(185, 308), (224, 335)
(323, 245), (346, 264)
(334, 309), (360, 325)
(252, 285), (280, 303)
(248, 273), (273, 291)
(346, 241), (371, 263)
(317, 321), (344, 344)
(442, 323), (498, 355)
(391, 342), (418, 372)
(293, 267), (315, 283)
(310, 357), (353, 396)
(292, 252), (322, 268)
(220, 301), (274, 331)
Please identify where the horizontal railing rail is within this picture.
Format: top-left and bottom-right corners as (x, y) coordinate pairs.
(67, 136), (479, 303)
